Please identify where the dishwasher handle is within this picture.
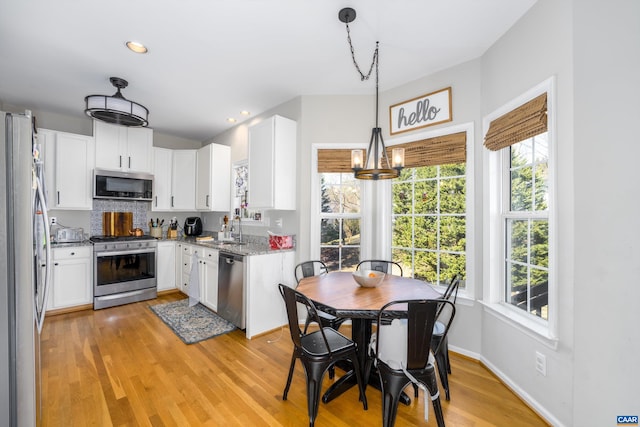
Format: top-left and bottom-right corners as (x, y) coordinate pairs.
(219, 252), (244, 264)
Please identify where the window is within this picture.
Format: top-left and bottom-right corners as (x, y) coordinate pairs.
(484, 79), (554, 332)
(392, 163), (466, 286)
(504, 133), (549, 319)
(319, 173), (361, 271)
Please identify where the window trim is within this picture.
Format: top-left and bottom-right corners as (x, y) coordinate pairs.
(383, 122), (475, 298)
(482, 77), (558, 340)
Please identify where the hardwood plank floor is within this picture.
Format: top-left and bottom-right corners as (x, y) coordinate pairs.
(41, 293), (549, 426)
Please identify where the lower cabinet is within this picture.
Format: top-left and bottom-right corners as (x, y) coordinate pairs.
(157, 241), (176, 291)
(199, 248), (219, 311)
(48, 246), (92, 310)
(245, 251), (295, 339)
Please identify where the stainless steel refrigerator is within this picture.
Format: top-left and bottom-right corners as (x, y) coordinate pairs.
(1, 110), (52, 427)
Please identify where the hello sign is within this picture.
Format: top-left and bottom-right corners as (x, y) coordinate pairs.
(389, 87), (452, 135)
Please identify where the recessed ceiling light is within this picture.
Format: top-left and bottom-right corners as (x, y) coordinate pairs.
(227, 118), (237, 123)
(126, 41), (148, 54)
(240, 110), (250, 116)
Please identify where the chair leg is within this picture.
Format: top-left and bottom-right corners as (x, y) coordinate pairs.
(417, 368), (446, 427)
(302, 360), (332, 427)
(283, 352), (297, 400)
(443, 337), (451, 374)
(350, 352), (368, 410)
(434, 349), (450, 401)
(378, 363), (411, 427)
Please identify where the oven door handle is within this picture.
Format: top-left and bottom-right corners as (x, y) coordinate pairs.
(95, 248), (156, 257)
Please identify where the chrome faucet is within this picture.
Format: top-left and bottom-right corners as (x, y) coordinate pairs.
(232, 215), (242, 242)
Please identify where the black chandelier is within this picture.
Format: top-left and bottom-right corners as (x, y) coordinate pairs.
(85, 77), (149, 127)
(339, 7), (404, 180)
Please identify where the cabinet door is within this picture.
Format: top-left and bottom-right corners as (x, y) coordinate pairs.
(94, 121), (127, 170)
(248, 118), (275, 208)
(50, 248), (92, 309)
(37, 129), (57, 204)
(126, 127), (153, 173)
(195, 145), (212, 210)
(157, 242), (176, 291)
(171, 150), (196, 210)
(54, 132), (95, 210)
(201, 249), (219, 311)
(248, 115), (296, 210)
(197, 144), (231, 212)
(152, 147), (173, 211)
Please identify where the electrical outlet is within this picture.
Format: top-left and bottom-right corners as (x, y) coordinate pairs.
(275, 218), (283, 228)
(50, 217), (57, 225)
(535, 351), (547, 376)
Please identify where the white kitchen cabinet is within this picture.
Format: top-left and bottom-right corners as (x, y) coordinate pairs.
(245, 250), (295, 339)
(94, 120), (153, 173)
(177, 243), (193, 295)
(248, 115), (297, 210)
(48, 246), (92, 310)
(171, 150), (197, 211)
(196, 143), (231, 212)
(198, 248), (219, 311)
(152, 147), (173, 211)
(39, 128), (95, 210)
(156, 241), (176, 291)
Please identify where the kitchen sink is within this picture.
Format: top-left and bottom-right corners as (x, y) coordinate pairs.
(216, 241), (247, 246)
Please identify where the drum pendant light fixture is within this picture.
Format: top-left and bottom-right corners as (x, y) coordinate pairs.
(339, 7), (404, 180)
(85, 77), (149, 127)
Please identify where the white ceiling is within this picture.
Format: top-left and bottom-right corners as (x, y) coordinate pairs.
(0, 0), (536, 142)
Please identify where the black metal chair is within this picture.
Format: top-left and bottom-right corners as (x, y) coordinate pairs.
(278, 284), (368, 427)
(295, 261), (347, 334)
(431, 275), (460, 400)
(356, 259), (404, 276)
(370, 298), (455, 427)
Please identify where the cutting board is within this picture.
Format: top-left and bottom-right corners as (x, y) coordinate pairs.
(103, 212), (133, 236)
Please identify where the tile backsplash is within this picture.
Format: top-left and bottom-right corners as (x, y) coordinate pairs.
(91, 200), (150, 236)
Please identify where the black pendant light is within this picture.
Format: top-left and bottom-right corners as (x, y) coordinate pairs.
(339, 8), (404, 180)
(85, 77), (149, 127)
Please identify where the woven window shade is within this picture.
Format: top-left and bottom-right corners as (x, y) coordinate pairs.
(317, 149), (355, 173)
(386, 131), (466, 168)
(484, 93), (547, 151)
(317, 131), (466, 173)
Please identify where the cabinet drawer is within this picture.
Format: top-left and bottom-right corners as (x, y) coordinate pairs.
(53, 246), (92, 260)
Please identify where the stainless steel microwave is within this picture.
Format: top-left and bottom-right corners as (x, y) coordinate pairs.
(93, 169), (153, 201)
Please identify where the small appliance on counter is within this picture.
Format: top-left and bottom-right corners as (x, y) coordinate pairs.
(184, 217), (203, 236)
(52, 225), (85, 243)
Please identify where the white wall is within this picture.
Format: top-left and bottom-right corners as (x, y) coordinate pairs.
(480, 0), (574, 425)
(572, 1), (640, 425)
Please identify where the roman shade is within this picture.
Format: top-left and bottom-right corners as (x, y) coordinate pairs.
(484, 93), (547, 151)
(317, 131), (466, 173)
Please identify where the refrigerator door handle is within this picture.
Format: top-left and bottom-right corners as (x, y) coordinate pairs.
(34, 174), (51, 334)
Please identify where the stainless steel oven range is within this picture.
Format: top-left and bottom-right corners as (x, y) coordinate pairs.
(90, 235), (157, 309)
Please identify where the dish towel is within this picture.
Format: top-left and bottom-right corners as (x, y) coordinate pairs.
(188, 254), (200, 307)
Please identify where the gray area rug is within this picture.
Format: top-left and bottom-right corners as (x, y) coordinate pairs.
(150, 299), (235, 344)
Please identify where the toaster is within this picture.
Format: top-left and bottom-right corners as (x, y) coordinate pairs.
(54, 227), (85, 243)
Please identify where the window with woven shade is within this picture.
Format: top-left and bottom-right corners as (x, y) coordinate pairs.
(484, 80), (554, 333)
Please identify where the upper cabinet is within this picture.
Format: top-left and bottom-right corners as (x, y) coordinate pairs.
(171, 149), (197, 211)
(248, 115), (297, 210)
(151, 147), (173, 211)
(93, 121), (153, 173)
(39, 128), (94, 210)
(196, 143), (231, 212)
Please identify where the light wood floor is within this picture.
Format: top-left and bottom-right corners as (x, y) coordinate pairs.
(41, 293), (549, 426)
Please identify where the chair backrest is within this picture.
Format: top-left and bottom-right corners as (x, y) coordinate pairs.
(294, 260), (329, 284)
(278, 283), (332, 352)
(375, 299), (455, 371)
(356, 259), (403, 276)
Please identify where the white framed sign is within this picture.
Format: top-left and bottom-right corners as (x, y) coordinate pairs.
(389, 87), (452, 135)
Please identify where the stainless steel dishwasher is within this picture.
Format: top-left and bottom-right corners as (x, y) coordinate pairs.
(217, 252), (245, 329)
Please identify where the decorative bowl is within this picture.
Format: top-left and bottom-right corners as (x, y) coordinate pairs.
(352, 270), (385, 288)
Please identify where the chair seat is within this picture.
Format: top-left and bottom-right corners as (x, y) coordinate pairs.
(301, 328), (355, 356)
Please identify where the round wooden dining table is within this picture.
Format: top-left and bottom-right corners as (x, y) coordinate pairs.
(296, 271), (441, 403)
